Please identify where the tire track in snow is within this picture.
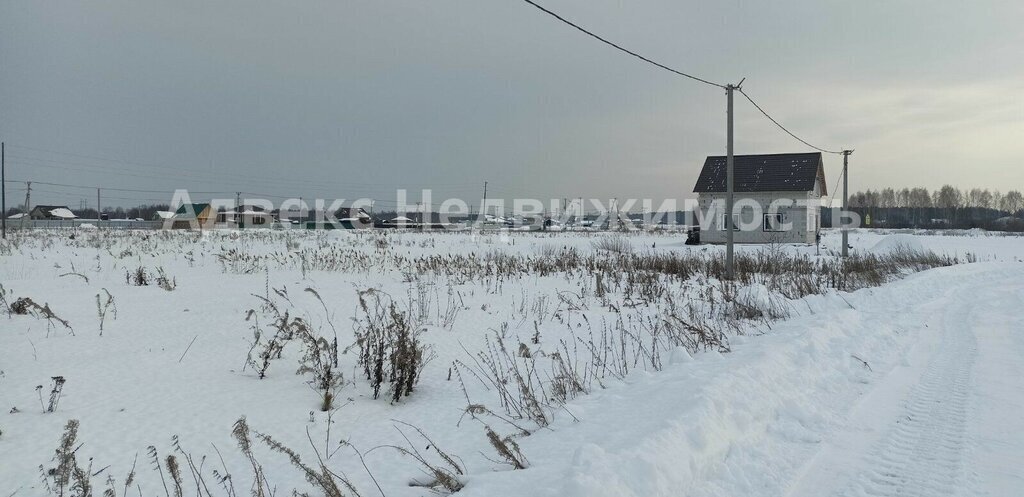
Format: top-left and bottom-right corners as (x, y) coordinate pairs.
(835, 283), (980, 497)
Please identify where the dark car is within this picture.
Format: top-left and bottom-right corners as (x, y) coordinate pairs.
(685, 226), (700, 245)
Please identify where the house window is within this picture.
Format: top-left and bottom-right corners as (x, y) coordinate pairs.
(764, 213), (785, 232)
(718, 214), (740, 231)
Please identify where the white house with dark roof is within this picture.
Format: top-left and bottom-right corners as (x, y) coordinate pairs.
(693, 152), (826, 244)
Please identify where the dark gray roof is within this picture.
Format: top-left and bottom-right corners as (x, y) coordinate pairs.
(30, 205), (72, 212)
(692, 152), (825, 194)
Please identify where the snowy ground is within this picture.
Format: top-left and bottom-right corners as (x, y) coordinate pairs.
(0, 228), (1021, 496)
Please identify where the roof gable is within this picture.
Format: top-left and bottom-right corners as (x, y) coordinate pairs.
(30, 205), (72, 213)
(29, 205), (77, 219)
(693, 152), (824, 193)
(174, 203), (211, 216)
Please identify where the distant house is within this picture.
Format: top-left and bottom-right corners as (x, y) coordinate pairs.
(380, 216), (415, 228)
(693, 152), (826, 244)
(336, 207), (372, 222)
(282, 206), (373, 229)
(333, 207), (372, 229)
(170, 203), (213, 229)
(209, 204), (273, 228)
(235, 205), (273, 228)
(29, 205), (78, 220)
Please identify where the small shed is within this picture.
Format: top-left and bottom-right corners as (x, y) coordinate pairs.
(693, 152), (826, 244)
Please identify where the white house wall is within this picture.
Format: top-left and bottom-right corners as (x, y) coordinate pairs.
(696, 191), (821, 244)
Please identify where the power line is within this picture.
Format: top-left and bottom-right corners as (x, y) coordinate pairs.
(5, 157), (484, 201)
(4, 145), (484, 191)
(2, 179), (230, 195)
(517, 0), (725, 89)
(515, 1), (845, 156)
(826, 170), (843, 207)
(737, 88), (844, 155)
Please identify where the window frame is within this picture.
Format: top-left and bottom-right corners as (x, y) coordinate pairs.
(763, 212), (785, 232)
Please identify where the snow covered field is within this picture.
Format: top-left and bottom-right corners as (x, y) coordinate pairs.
(1, 228), (1021, 496)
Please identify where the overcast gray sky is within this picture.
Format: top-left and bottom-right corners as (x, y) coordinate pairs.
(2, 0), (1022, 209)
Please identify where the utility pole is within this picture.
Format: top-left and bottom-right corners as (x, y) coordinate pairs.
(235, 192), (241, 227)
(579, 197), (584, 229)
(21, 181), (31, 229)
(97, 188), (101, 227)
(725, 82), (741, 280)
(842, 150), (853, 257)
(1, 141), (5, 239)
(481, 181), (488, 224)
(612, 197), (618, 231)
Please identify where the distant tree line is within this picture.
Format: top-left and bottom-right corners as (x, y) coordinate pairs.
(843, 185), (1023, 230)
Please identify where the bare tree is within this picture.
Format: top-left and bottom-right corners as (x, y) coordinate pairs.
(879, 188), (896, 209)
(966, 188), (983, 208)
(909, 187), (931, 225)
(1003, 190), (1023, 216)
(897, 188), (911, 209)
(978, 189), (993, 210)
(935, 185), (962, 222)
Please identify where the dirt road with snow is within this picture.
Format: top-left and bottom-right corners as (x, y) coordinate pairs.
(786, 264), (1024, 497)
(464, 262), (1024, 497)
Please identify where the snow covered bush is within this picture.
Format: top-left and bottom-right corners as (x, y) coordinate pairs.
(243, 293), (294, 380)
(7, 296), (73, 334)
(95, 289), (117, 333)
(456, 328), (551, 427)
(591, 235), (633, 254)
(126, 266), (149, 286)
(37, 418), (364, 497)
(242, 287), (343, 410)
(295, 319), (342, 411)
(383, 421), (466, 493)
(125, 266), (176, 291)
(484, 424), (528, 470)
(39, 419), (91, 497)
(350, 289), (432, 403)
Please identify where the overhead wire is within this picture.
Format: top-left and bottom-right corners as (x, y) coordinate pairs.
(518, 0), (725, 89)
(737, 88), (844, 155)
(6, 3), (849, 210)
(517, 0), (846, 154)
(5, 145), (484, 189)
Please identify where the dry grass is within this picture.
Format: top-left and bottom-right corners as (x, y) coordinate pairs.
(350, 289), (433, 402)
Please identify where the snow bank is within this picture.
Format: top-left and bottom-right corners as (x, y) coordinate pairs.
(869, 234), (925, 255)
(462, 263), (1016, 497)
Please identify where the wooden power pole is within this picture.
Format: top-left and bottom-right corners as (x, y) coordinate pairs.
(725, 83), (737, 280)
(842, 150), (853, 257)
(1, 141), (5, 239)
(21, 181), (31, 229)
(481, 181), (488, 223)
